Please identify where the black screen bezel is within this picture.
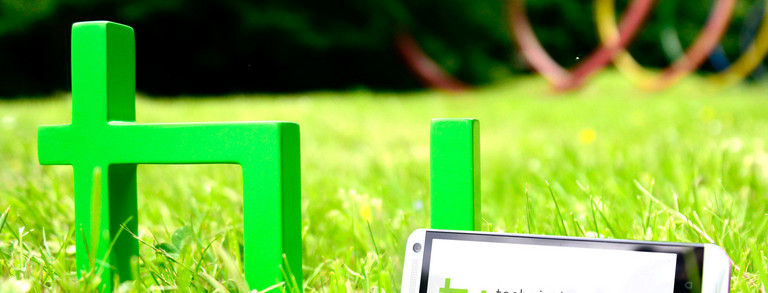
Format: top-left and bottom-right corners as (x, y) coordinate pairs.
(419, 231), (705, 293)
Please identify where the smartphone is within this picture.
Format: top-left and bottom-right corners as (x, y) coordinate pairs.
(401, 229), (731, 293)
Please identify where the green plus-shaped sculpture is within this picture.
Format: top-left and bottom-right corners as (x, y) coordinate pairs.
(37, 21), (301, 291)
(430, 119), (481, 230)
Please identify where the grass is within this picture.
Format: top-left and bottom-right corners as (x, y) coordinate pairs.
(0, 72), (767, 292)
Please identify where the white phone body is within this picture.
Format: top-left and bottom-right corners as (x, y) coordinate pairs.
(402, 229), (731, 293)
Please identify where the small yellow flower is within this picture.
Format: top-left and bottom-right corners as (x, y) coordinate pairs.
(359, 204), (372, 222)
(700, 106), (715, 122)
(578, 128), (596, 144)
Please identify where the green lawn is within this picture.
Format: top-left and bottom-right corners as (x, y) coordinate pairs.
(0, 72), (767, 292)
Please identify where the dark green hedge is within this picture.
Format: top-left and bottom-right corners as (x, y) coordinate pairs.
(0, 0), (759, 97)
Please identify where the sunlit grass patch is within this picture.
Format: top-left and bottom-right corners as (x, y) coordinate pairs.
(0, 72), (767, 292)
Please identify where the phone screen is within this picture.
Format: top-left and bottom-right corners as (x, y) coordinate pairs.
(419, 231), (704, 293)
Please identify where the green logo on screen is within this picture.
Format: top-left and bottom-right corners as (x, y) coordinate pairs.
(440, 278), (486, 293)
(440, 277), (566, 293)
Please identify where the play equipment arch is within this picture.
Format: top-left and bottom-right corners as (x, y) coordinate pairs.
(508, 0), (655, 91)
(658, 0), (768, 85)
(594, 0), (743, 90)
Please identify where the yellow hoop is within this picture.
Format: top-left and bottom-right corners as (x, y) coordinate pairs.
(595, 0), (743, 90)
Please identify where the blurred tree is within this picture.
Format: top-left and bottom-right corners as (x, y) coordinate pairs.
(0, 0), (756, 97)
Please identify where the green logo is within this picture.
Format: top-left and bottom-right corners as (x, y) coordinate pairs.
(440, 278), (468, 293)
(440, 278), (487, 293)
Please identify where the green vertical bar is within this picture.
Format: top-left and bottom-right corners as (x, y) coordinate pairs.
(107, 164), (138, 284)
(71, 22), (107, 125)
(430, 118), (480, 230)
(242, 123), (302, 291)
(70, 21), (138, 288)
(71, 21), (135, 125)
(278, 123), (302, 289)
(104, 22), (135, 123)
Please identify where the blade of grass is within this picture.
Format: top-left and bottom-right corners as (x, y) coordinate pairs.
(525, 184), (536, 234)
(634, 180), (715, 243)
(0, 206), (9, 234)
(546, 180), (568, 235)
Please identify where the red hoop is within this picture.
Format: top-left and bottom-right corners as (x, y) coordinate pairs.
(508, 0), (655, 91)
(396, 31), (471, 92)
